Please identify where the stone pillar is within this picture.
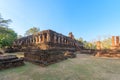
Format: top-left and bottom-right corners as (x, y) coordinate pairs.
(29, 38), (31, 44)
(59, 36), (62, 44)
(68, 32), (74, 39)
(66, 40), (68, 45)
(56, 36), (58, 43)
(39, 34), (42, 42)
(47, 33), (51, 42)
(33, 37), (35, 43)
(38, 35), (41, 43)
(43, 33), (47, 42)
(96, 41), (101, 50)
(119, 36), (120, 46)
(35, 36), (38, 44)
(116, 36), (119, 46)
(54, 33), (57, 43)
(42, 34), (45, 43)
(112, 36), (115, 47)
(35, 37), (37, 44)
(62, 37), (65, 44)
(37, 36), (39, 43)
(27, 38), (29, 45)
(32, 37), (33, 43)
(65, 39), (67, 44)
(61, 36), (64, 44)
(58, 37), (60, 43)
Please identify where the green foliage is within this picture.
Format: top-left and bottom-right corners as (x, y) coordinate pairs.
(0, 27), (17, 48)
(77, 37), (96, 49)
(0, 15), (17, 48)
(25, 27), (40, 36)
(77, 37), (83, 43)
(77, 37), (112, 49)
(0, 14), (12, 27)
(101, 37), (111, 49)
(17, 35), (23, 39)
(83, 41), (96, 49)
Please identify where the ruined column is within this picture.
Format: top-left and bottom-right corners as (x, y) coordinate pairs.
(61, 36), (64, 44)
(35, 37), (37, 44)
(31, 38), (33, 44)
(119, 36), (120, 46)
(42, 33), (45, 43)
(32, 37), (34, 43)
(47, 33), (51, 42)
(58, 37), (60, 44)
(54, 33), (57, 43)
(116, 36), (119, 46)
(43, 33), (47, 42)
(35, 36), (37, 44)
(33, 37), (35, 43)
(96, 41), (101, 50)
(27, 38), (29, 45)
(37, 36), (39, 43)
(65, 39), (67, 44)
(68, 32), (74, 40)
(38, 35), (41, 43)
(112, 36), (115, 47)
(30, 38), (33, 44)
(59, 36), (62, 44)
(29, 38), (31, 44)
(39, 34), (42, 42)
(67, 39), (69, 45)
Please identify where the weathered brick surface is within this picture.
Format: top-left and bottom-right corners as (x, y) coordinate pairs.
(0, 55), (24, 70)
(95, 36), (120, 58)
(111, 36), (120, 49)
(12, 30), (82, 66)
(13, 30), (82, 51)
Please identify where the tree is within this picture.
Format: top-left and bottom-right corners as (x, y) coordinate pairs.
(77, 37), (96, 49)
(24, 27), (40, 36)
(17, 35), (23, 39)
(0, 14), (12, 27)
(78, 37), (83, 43)
(101, 37), (111, 49)
(0, 14), (17, 48)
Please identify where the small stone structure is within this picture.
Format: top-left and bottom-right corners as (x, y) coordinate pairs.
(96, 41), (102, 50)
(0, 55), (24, 70)
(111, 36), (120, 49)
(68, 32), (74, 40)
(24, 49), (67, 66)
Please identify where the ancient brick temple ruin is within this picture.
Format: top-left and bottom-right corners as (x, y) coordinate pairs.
(13, 30), (82, 51)
(95, 36), (120, 58)
(111, 36), (120, 49)
(13, 29), (83, 66)
(96, 41), (102, 50)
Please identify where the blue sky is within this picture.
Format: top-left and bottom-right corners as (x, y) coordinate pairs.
(0, 0), (120, 41)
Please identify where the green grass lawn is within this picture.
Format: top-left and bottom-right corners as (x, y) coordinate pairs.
(0, 53), (120, 80)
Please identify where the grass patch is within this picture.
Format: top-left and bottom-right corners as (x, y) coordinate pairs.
(0, 54), (120, 80)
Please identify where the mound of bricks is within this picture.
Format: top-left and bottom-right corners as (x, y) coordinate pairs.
(64, 51), (76, 58)
(0, 55), (24, 70)
(95, 50), (120, 58)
